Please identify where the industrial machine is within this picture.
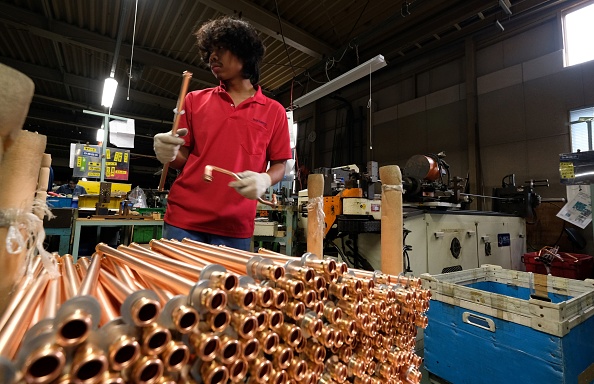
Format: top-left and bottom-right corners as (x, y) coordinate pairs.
(492, 174), (548, 223)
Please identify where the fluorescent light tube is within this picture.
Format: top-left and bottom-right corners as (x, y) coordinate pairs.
(293, 54), (387, 108)
(101, 77), (118, 108)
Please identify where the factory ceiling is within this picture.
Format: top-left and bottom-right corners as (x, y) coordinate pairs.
(0, 0), (577, 182)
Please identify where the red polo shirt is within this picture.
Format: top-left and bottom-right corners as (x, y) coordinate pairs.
(164, 84), (292, 238)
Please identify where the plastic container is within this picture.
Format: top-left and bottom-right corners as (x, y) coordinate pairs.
(522, 251), (594, 280)
(47, 197), (72, 208)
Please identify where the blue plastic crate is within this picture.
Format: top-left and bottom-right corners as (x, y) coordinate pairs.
(422, 266), (594, 384)
(47, 197), (72, 208)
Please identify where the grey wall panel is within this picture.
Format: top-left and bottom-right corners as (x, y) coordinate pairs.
(427, 101), (466, 153)
(525, 135), (569, 198)
(477, 42), (504, 77)
(583, 61), (594, 106)
(502, 22), (558, 67)
(478, 84), (526, 146)
(397, 112), (428, 161)
(481, 141), (528, 191)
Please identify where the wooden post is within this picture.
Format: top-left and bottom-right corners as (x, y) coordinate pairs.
(307, 174), (324, 259)
(380, 165), (403, 275)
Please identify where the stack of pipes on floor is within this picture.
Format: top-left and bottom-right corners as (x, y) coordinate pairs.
(0, 63), (430, 384)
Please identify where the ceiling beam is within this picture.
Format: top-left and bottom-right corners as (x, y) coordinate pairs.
(0, 2), (217, 87)
(197, 0), (333, 59)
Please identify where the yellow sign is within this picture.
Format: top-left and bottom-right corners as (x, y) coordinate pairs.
(560, 162), (575, 179)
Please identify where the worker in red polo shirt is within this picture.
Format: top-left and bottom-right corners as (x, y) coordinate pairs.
(153, 16), (291, 251)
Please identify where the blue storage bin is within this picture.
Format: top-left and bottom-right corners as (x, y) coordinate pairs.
(421, 266), (594, 384)
(47, 197), (72, 208)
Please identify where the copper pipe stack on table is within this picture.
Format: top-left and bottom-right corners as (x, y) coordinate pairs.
(1, 238), (429, 384)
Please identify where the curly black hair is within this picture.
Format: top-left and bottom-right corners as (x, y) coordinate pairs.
(194, 16), (265, 85)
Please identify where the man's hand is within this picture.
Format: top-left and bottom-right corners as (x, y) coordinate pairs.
(229, 171), (272, 200)
(153, 128), (188, 164)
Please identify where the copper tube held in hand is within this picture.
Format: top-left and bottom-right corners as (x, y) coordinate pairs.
(203, 165), (278, 207)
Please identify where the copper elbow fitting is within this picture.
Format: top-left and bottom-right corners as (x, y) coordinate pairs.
(323, 302), (343, 324)
(161, 340), (190, 372)
(271, 344), (293, 370)
(278, 323), (303, 347)
(229, 286), (257, 311)
(231, 312), (258, 339)
(284, 300), (306, 321)
(275, 277), (304, 299)
(299, 312), (323, 338)
(198, 310), (230, 333)
(287, 358), (308, 381)
(199, 360), (229, 384)
(188, 332), (220, 362)
(21, 344), (66, 384)
(248, 357), (273, 383)
(241, 338), (260, 361)
(256, 330), (279, 354)
(228, 358), (248, 383)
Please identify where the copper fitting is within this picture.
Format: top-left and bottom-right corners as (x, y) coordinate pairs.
(336, 300), (362, 318)
(248, 357), (273, 383)
(415, 314), (428, 329)
(229, 286), (257, 311)
(323, 302), (342, 323)
(304, 339), (326, 363)
(141, 322), (172, 356)
(269, 369), (288, 384)
(336, 262), (349, 275)
(313, 301), (324, 317)
(299, 312), (323, 338)
(400, 365), (422, 384)
(319, 373), (338, 384)
(230, 312), (258, 339)
(101, 329), (141, 372)
(332, 327), (344, 348)
(308, 275), (326, 291)
(374, 348), (389, 363)
(340, 275), (362, 292)
(241, 338), (260, 361)
(337, 345), (353, 363)
(294, 335), (305, 353)
(253, 311), (268, 332)
(317, 325), (334, 348)
(252, 284), (275, 308)
(346, 355), (366, 378)
(271, 344), (293, 370)
(218, 333), (242, 365)
(329, 283), (349, 300)
(70, 342), (109, 384)
(278, 323), (303, 347)
(102, 372), (126, 384)
(228, 358), (248, 383)
(303, 257), (336, 275)
(275, 277), (304, 299)
(285, 264), (315, 284)
(255, 330), (279, 354)
(161, 340), (190, 372)
(284, 300), (306, 321)
(325, 357), (348, 383)
(366, 360), (377, 375)
(127, 355), (164, 384)
(272, 288), (288, 309)
(198, 310), (231, 334)
(263, 309), (283, 330)
(337, 318), (356, 337)
(318, 287), (329, 301)
(302, 289), (317, 307)
(192, 285), (228, 314)
(20, 343), (66, 384)
(353, 376), (373, 384)
(188, 332), (219, 362)
(171, 304), (199, 334)
(199, 360), (229, 384)
(243, 255), (285, 281)
(287, 358), (308, 381)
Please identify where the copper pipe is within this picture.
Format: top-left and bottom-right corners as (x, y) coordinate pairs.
(161, 340), (190, 372)
(62, 254), (80, 299)
(198, 310), (230, 333)
(188, 332), (220, 362)
(198, 360), (229, 384)
(202, 164), (277, 207)
(241, 338), (260, 361)
(288, 358), (307, 381)
(141, 322), (172, 356)
(108, 257), (141, 291)
(302, 289), (317, 308)
(98, 269), (161, 327)
(20, 342), (66, 384)
(228, 357), (248, 383)
(217, 333), (241, 365)
(255, 330), (279, 354)
(0, 272), (49, 359)
(304, 339), (326, 363)
(79, 253), (102, 296)
(278, 323), (302, 347)
(230, 312), (258, 339)
(129, 355), (164, 384)
(96, 243), (195, 294)
(271, 344), (293, 370)
(284, 300), (305, 321)
(70, 342), (109, 384)
(0, 256), (42, 330)
(121, 243), (203, 280)
(299, 312), (323, 338)
(41, 275), (61, 320)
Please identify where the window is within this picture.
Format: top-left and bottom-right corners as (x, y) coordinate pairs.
(563, 2), (594, 67)
(570, 107), (594, 152)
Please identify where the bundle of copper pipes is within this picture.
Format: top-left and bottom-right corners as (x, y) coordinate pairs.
(0, 239), (429, 384)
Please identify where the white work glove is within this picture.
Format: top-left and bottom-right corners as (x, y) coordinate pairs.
(153, 128), (188, 164)
(229, 171), (272, 200)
